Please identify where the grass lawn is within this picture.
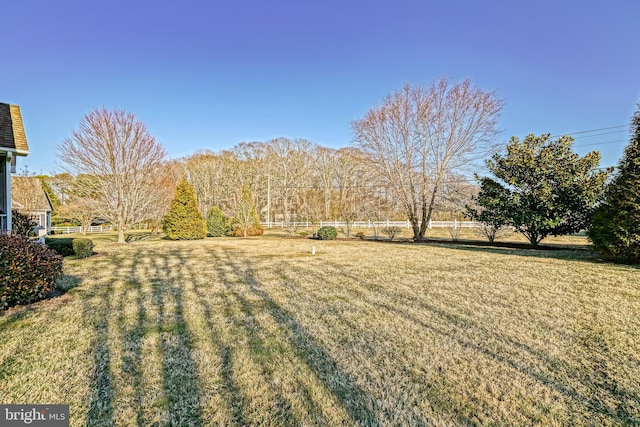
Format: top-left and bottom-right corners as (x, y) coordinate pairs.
(1, 234), (639, 425)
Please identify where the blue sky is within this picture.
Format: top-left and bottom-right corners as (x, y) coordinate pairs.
(3, 0), (639, 174)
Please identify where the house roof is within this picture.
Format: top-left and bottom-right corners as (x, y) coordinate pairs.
(0, 103), (29, 154)
(11, 177), (53, 212)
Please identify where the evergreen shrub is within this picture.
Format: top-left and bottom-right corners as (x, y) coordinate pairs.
(72, 238), (94, 259)
(11, 210), (37, 237)
(206, 206), (229, 237)
(163, 179), (207, 240)
(46, 238), (75, 257)
(317, 226), (338, 240)
(1, 235), (64, 310)
(588, 104), (640, 263)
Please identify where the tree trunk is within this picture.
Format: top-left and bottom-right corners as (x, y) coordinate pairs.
(118, 227), (125, 244)
(420, 179), (442, 240)
(409, 215), (420, 241)
(529, 233), (541, 246)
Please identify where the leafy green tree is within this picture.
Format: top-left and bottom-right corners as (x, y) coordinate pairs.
(473, 134), (610, 246)
(233, 184), (263, 237)
(206, 206), (229, 237)
(588, 105), (640, 263)
(467, 177), (511, 242)
(34, 175), (61, 210)
(163, 179), (206, 240)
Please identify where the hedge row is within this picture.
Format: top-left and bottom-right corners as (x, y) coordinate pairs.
(45, 237), (94, 259)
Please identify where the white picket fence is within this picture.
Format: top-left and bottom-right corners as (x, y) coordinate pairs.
(50, 225), (114, 234)
(262, 220), (482, 229)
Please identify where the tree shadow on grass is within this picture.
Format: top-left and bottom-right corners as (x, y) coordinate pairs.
(83, 281), (115, 427)
(83, 250), (204, 427)
(383, 238), (640, 268)
(209, 249), (380, 426)
(151, 276), (204, 426)
(383, 297), (640, 424)
(113, 276), (147, 427)
(185, 266), (249, 426)
(270, 261), (470, 426)
(309, 257), (640, 425)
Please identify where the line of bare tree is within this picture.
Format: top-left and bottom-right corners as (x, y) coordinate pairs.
(48, 76), (500, 242)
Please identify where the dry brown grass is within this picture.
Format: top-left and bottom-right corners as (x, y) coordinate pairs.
(1, 235), (639, 425)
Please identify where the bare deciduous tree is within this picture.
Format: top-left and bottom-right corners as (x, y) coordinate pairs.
(58, 108), (167, 243)
(352, 77), (503, 241)
(184, 149), (240, 215)
(56, 195), (98, 235)
(147, 160), (182, 234)
(11, 175), (43, 214)
(266, 138), (315, 224)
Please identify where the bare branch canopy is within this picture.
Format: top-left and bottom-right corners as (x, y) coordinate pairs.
(58, 108), (167, 243)
(352, 77), (503, 240)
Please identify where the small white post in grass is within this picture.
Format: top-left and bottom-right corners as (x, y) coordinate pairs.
(312, 245), (316, 255)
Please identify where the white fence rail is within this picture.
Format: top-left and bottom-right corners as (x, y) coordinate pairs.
(50, 225), (114, 234)
(262, 220), (482, 229)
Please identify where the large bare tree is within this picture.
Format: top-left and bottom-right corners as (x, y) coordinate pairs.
(58, 108), (167, 243)
(352, 77), (503, 240)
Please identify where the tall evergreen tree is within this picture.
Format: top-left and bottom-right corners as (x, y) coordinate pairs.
(163, 179), (207, 240)
(588, 104), (640, 263)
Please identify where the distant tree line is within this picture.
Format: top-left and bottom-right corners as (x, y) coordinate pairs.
(42, 79), (638, 262)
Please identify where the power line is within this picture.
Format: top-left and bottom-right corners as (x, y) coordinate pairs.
(550, 125), (628, 139)
(574, 139), (627, 148)
(572, 130), (628, 139)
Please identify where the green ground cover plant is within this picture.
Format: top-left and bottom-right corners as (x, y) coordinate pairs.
(1, 235), (638, 425)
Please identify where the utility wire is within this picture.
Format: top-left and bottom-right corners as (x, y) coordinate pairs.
(574, 139), (627, 148)
(550, 125), (628, 139)
(571, 130), (627, 139)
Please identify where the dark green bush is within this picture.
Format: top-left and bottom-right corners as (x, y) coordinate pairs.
(1, 235), (64, 310)
(206, 206), (229, 237)
(72, 238), (94, 259)
(45, 237), (75, 257)
(11, 210), (37, 237)
(588, 104), (640, 264)
(317, 226), (338, 240)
